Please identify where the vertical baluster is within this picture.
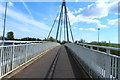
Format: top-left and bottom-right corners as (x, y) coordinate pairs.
(25, 44), (28, 62)
(18, 46), (20, 65)
(0, 47), (1, 76)
(111, 57), (114, 79)
(114, 58), (117, 79)
(4, 47), (6, 75)
(97, 47), (99, 51)
(12, 43), (15, 69)
(6, 47), (8, 73)
(1, 47), (3, 75)
(14, 46), (16, 68)
(3, 47), (5, 75)
(105, 49), (111, 78)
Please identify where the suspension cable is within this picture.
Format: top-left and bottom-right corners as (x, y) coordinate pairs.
(64, 2), (69, 42)
(56, 3), (64, 41)
(67, 16), (74, 42)
(47, 11), (59, 40)
(59, 9), (63, 42)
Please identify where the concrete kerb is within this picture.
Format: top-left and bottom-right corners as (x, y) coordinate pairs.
(0, 45), (60, 80)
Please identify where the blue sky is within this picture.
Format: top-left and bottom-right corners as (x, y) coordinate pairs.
(0, 0), (119, 43)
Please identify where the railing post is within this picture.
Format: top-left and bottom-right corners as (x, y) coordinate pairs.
(105, 49), (111, 78)
(25, 43), (28, 62)
(90, 46), (93, 50)
(97, 47), (99, 51)
(79, 44), (81, 46)
(118, 58), (120, 80)
(0, 47), (2, 76)
(12, 42), (15, 69)
(0, 46), (4, 76)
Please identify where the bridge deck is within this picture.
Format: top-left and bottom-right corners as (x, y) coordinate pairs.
(11, 45), (90, 79)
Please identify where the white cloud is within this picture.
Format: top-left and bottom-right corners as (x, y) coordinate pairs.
(0, 16), (48, 38)
(68, 10), (100, 24)
(97, 23), (107, 28)
(79, 28), (83, 30)
(107, 19), (118, 25)
(75, 0), (119, 18)
(8, 2), (14, 7)
(75, 0), (79, 2)
(7, 21), (32, 32)
(0, 5), (50, 30)
(86, 28), (97, 31)
(73, 27), (76, 29)
(72, 8), (84, 14)
(66, 0), (120, 28)
(96, 0), (109, 2)
(83, 1), (109, 18)
(68, 10), (107, 28)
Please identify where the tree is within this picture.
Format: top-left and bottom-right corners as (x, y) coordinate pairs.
(17, 37), (41, 41)
(0, 36), (7, 40)
(79, 39), (85, 43)
(101, 41), (106, 43)
(49, 37), (56, 42)
(61, 40), (67, 44)
(7, 31), (14, 40)
(0, 36), (2, 40)
(42, 38), (47, 41)
(109, 41), (111, 44)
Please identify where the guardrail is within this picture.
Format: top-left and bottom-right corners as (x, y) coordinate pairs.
(0, 41), (47, 43)
(0, 40), (48, 43)
(0, 42), (59, 77)
(78, 43), (120, 51)
(65, 43), (120, 80)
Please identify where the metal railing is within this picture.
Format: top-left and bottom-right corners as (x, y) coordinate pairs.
(0, 42), (59, 77)
(0, 41), (47, 43)
(0, 41), (47, 46)
(65, 43), (120, 80)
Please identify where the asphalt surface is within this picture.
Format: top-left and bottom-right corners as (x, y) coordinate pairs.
(11, 45), (91, 79)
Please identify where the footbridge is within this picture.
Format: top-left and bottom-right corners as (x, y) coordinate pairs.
(1, 0), (120, 80)
(0, 41), (120, 80)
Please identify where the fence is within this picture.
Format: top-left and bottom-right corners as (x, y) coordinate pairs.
(0, 42), (59, 77)
(65, 43), (120, 80)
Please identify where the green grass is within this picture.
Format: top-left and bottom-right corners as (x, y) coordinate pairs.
(88, 43), (120, 56)
(88, 43), (120, 48)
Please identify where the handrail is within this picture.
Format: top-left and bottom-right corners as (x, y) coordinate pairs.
(0, 41), (47, 43)
(0, 43), (42, 48)
(77, 43), (120, 51)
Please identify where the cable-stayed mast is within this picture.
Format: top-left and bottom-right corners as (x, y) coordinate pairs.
(47, 0), (74, 43)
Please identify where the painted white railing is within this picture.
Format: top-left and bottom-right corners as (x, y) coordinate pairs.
(0, 42), (59, 77)
(0, 41), (47, 46)
(0, 41), (47, 43)
(65, 43), (120, 80)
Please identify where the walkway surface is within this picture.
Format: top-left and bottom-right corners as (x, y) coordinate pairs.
(11, 45), (91, 79)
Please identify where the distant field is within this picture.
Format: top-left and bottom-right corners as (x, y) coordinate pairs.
(88, 43), (120, 56)
(88, 43), (120, 48)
